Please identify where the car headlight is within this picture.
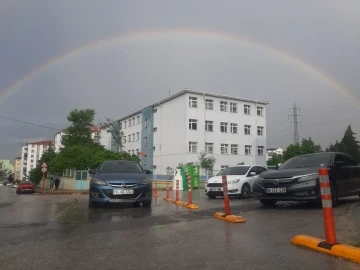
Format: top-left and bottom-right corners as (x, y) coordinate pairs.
(298, 174), (318, 182)
(94, 178), (107, 186)
(228, 179), (240, 184)
(140, 179), (151, 185)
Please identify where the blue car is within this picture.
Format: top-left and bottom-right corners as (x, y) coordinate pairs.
(88, 160), (153, 208)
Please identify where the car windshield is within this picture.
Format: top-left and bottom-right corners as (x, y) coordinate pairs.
(99, 161), (143, 173)
(20, 182), (32, 185)
(217, 166), (250, 176)
(279, 153), (331, 169)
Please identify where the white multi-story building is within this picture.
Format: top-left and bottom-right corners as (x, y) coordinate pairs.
(20, 140), (54, 180)
(118, 89), (269, 178)
(54, 126), (112, 153)
(266, 147), (284, 161)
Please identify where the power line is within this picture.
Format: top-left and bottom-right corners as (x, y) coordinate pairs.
(0, 115), (61, 131)
(288, 103), (302, 144)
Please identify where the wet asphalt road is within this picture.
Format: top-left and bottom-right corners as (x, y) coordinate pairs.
(0, 186), (359, 270)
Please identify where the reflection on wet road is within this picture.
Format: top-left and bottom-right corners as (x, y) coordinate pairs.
(0, 186), (359, 269)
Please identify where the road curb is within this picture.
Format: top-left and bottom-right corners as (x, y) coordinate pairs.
(291, 235), (360, 264)
(36, 191), (88, 195)
(213, 212), (246, 223)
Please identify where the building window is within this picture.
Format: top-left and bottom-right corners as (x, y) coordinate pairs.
(221, 143), (229, 154)
(31, 155), (34, 158)
(258, 146), (265, 156)
(145, 119), (148, 128)
(153, 108), (157, 113)
(220, 101), (228, 112)
(30, 164), (34, 169)
(231, 144), (238, 155)
(124, 121), (127, 128)
(220, 122), (228, 133)
(230, 123), (238, 134)
(31, 150), (34, 153)
(128, 135), (131, 142)
(189, 119), (198, 130)
(189, 142), (198, 153)
(205, 143), (214, 153)
(257, 106), (264, 116)
(132, 118), (135, 126)
(153, 146), (156, 151)
(189, 97), (198, 108)
(136, 149), (139, 154)
(205, 121), (214, 132)
(132, 150), (134, 155)
(230, 102), (237, 113)
(245, 145), (252, 155)
(144, 137), (147, 146)
(205, 99), (213, 110)
(128, 150), (131, 154)
(123, 136), (126, 143)
(257, 126), (264, 136)
(31, 159), (34, 163)
(221, 165), (229, 171)
(244, 104), (251, 115)
(137, 116), (140, 124)
(244, 125), (251, 135)
(153, 127), (157, 132)
(132, 134), (135, 141)
(153, 165), (157, 169)
(136, 132), (140, 141)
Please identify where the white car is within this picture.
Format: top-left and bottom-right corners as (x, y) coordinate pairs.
(205, 165), (268, 199)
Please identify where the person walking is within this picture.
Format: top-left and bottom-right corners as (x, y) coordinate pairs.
(54, 177), (60, 190)
(50, 177), (55, 191)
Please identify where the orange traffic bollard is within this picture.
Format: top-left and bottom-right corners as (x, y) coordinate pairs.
(213, 175), (246, 223)
(153, 181), (159, 197)
(163, 183), (173, 202)
(182, 174), (198, 209)
(172, 179), (183, 205)
(319, 167), (337, 244)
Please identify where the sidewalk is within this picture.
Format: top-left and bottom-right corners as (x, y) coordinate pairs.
(35, 188), (88, 195)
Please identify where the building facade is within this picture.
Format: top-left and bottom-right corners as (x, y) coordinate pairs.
(54, 126), (112, 153)
(266, 148), (284, 161)
(14, 157), (21, 181)
(118, 89), (269, 178)
(20, 141), (53, 180)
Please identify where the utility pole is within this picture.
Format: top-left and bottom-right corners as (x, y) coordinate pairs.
(288, 103), (303, 144)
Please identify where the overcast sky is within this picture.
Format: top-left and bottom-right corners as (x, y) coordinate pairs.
(0, 0), (359, 160)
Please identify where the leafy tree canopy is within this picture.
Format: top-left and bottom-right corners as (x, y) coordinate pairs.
(283, 137), (322, 161)
(197, 152), (216, 171)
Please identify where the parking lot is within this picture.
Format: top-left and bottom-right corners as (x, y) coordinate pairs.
(0, 186), (359, 269)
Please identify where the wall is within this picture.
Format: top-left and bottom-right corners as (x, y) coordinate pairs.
(121, 113), (142, 155)
(153, 95), (187, 178)
(185, 92), (267, 170)
(99, 130), (112, 150)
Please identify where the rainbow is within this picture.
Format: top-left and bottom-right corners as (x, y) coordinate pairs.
(0, 28), (357, 105)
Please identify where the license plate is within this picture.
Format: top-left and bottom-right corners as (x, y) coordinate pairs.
(210, 187), (223, 192)
(266, 187), (287, 193)
(113, 189), (134, 195)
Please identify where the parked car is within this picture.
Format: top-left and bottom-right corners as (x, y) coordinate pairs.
(205, 165), (268, 199)
(253, 152), (360, 207)
(88, 160), (152, 208)
(16, 181), (35, 194)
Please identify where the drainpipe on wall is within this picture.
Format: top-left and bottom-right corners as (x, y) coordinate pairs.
(255, 100), (258, 165)
(157, 101), (162, 179)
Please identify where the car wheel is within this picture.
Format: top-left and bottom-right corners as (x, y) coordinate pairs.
(260, 199), (277, 207)
(142, 201), (152, 207)
(207, 195), (217, 199)
(88, 201), (97, 208)
(330, 181), (338, 207)
(16, 190), (20, 195)
(240, 183), (251, 199)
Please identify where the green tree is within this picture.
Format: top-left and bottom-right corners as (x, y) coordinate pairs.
(99, 118), (124, 151)
(61, 109), (97, 148)
(326, 140), (341, 152)
(7, 174), (13, 183)
(339, 125), (360, 161)
(283, 137), (321, 161)
(27, 167), (42, 185)
(267, 154), (284, 166)
(198, 152), (216, 172)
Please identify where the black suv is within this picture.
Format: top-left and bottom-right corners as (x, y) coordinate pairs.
(253, 152), (360, 206)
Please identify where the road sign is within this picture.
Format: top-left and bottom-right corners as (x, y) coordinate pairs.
(41, 162), (48, 168)
(41, 167), (47, 173)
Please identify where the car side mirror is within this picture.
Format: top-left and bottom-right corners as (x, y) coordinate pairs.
(145, 169), (152, 174)
(249, 172), (256, 176)
(88, 169), (96, 174)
